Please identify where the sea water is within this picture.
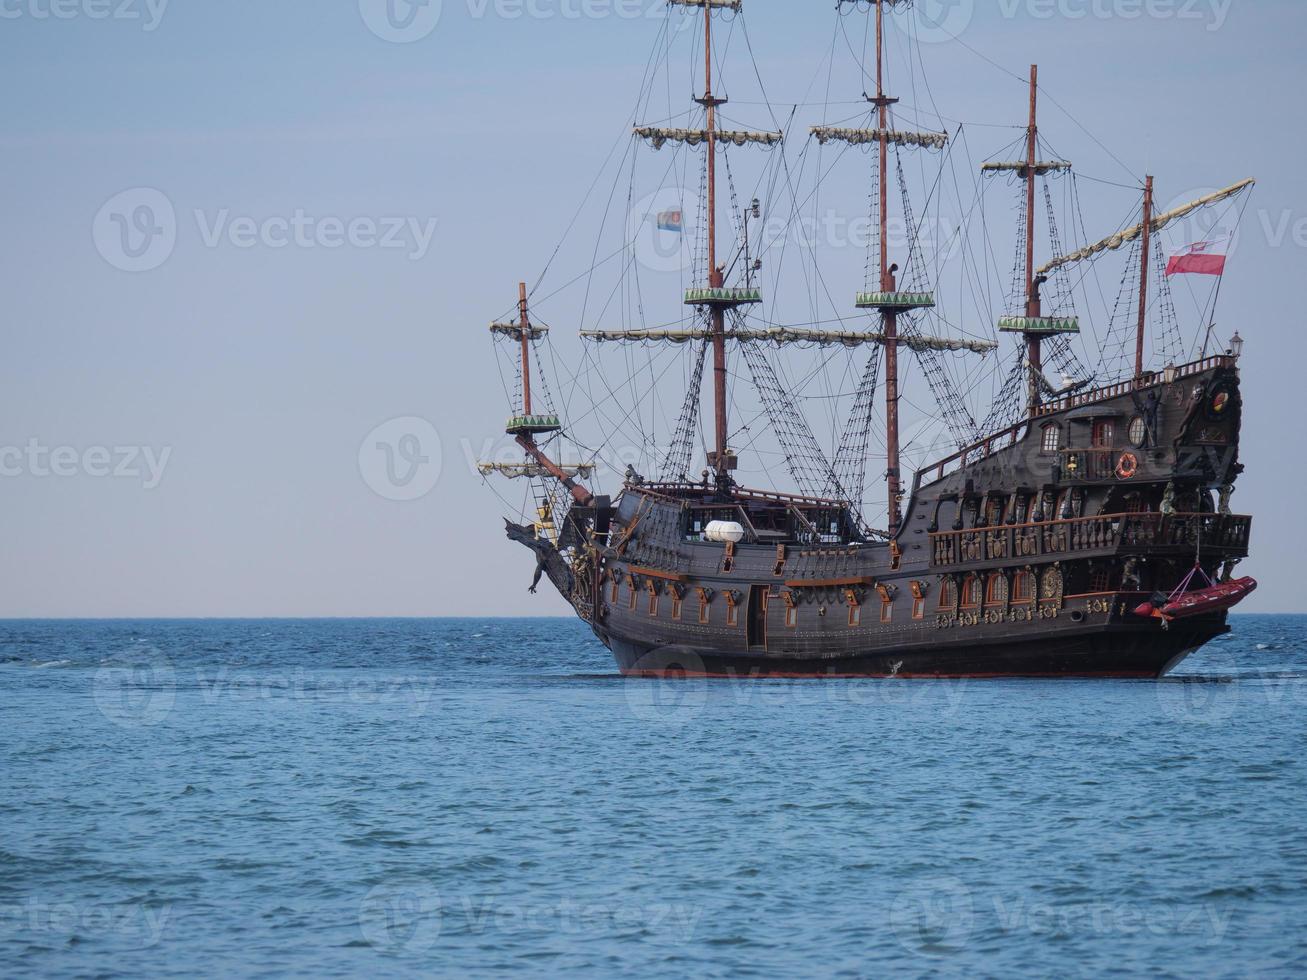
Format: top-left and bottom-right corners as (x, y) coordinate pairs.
(2, 616), (1306, 977)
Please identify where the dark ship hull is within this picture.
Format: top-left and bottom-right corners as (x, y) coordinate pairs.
(515, 356), (1253, 679)
(606, 618), (1225, 679)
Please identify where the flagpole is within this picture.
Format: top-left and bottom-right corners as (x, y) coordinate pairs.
(1200, 273), (1227, 358)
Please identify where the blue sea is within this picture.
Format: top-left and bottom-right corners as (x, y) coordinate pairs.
(2, 616), (1306, 978)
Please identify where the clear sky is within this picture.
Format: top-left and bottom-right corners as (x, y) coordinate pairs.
(1, 0), (1303, 616)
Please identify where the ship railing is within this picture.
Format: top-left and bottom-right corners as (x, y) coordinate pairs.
(929, 512), (1252, 568)
(912, 354), (1237, 492)
(912, 420), (1030, 492)
(1058, 448), (1117, 483)
(1032, 354), (1236, 418)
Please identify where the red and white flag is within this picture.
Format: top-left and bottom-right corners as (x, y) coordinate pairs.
(1165, 236), (1230, 277)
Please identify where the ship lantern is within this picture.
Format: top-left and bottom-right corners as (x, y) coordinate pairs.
(1229, 332), (1244, 359)
(1163, 362), (1178, 384)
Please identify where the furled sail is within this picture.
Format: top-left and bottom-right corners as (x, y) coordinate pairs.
(489, 322), (548, 341)
(477, 462), (595, 479)
(581, 326), (996, 355)
(810, 127), (948, 150)
(1037, 178), (1255, 276)
(633, 127), (783, 149)
(982, 160), (1072, 176)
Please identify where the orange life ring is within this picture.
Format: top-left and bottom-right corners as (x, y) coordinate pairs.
(1116, 451), (1139, 480)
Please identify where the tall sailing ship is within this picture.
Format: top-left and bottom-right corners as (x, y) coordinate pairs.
(480, 0), (1256, 678)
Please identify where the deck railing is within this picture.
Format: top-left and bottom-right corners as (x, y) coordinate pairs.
(930, 512), (1252, 568)
(1033, 355), (1236, 417)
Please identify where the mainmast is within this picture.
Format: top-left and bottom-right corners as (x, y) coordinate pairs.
(632, 0), (779, 490)
(701, 0), (729, 483)
(813, 0), (950, 534)
(873, 0), (903, 534)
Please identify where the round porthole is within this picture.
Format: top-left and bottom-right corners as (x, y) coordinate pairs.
(1128, 415), (1147, 446)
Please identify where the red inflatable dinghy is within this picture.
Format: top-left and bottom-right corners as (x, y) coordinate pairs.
(1133, 566), (1257, 621)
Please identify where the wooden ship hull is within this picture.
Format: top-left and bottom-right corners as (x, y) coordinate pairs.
(517, 356), (1250, 679)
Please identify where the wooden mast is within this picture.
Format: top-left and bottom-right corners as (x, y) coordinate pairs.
(518, 281), (532, 416)
(1136, 175), (1154, 379)
(703, 1), (729, 484)
(874, 0), (903, 534)
(1023, 65), (1043, 416)
(508, 283), (593, 505)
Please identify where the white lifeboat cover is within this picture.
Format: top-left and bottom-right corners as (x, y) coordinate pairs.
(703, 520), (745, 544)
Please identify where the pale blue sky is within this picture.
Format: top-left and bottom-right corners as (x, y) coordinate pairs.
(1, 0), (1303, 616)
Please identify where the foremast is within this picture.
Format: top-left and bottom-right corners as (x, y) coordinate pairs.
(488, 283), (593, 506)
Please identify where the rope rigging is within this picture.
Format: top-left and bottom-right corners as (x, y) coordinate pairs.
(659, 337), (710, 481)
(736, 320), (854, 506)
(826, 345), (882, 509)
